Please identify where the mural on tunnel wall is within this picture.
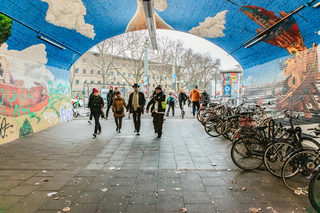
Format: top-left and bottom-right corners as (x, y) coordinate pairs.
(0, 13), (72, 145)
(240, 5), (320, 122)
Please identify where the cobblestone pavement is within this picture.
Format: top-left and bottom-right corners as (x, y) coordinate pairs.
(0, 109), (315, 213)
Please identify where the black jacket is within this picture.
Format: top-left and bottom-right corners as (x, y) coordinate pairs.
(127, 91), (146, 113)
(107, 90), (114, 106)
(147, 93), (166, 113)
(90, 95), (104, 114)
(178, 92), (188, 103)
(201, 92), (210, 104)
(88, 92), (94, 108)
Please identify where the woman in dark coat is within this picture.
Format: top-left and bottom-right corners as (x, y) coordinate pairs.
(88, 89), (104, 138)
(112, 91), (127, 133)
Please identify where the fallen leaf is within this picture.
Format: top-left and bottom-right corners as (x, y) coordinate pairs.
(211, 163), (217, 166)
(142, 178), (147, 181)
(100, 188), (108, 192)
(62, 168), (67, 170)
(68, 195), (72, 198)
(240, 187), (246, 191)
(110, 166), (116, 170)
(174, 187), (181, 191)
(95, 162), (99, 164)
(62, 207), (71, 212)
(232, 181), (236, 184)
(128, 156), (132, 159)
(54, 197), (59, 200)
(267, 207), (272, 210)
(115, 167), (121, 171)
(47, 192), (57, 197)
(140, 148), (145, 153)
(159, 189), (165, 192)
(248, 207), (260, 213)
(175, 171), (181, 174)
(227, 187), (233, 190)
(153, 149), (158, 151)
(181, 207), (188, 212)
(35, 183), (40, 185)
(103, 160), (108, 164)
(42, 179), (49, 182)
(185, 162), (190, 164)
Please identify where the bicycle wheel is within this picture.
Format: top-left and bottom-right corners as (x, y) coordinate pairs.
(263, 141), (295, 178)
(204, 118), (221, 137)
(197, 108), (204, 122)
(221, 121), (229, 139)
(309, 170), (320, 212)
(300, 137), (320, 150)
(282, 149), (320, 192)
(201, 111), (215, 126)
(231, 137), (264, 170)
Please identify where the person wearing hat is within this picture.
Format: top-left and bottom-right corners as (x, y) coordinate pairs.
(105, 86), (115, 120)
(88, 89), (104, 138)
(127, 83), (146, 135)
(112, 91), (127, 133)
(178, 88), (188, 117)
(146, 86), (166, 138)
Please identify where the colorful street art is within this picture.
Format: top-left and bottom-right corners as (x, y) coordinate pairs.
(0, 13), (72, 145)
(241, 5), (320, 120)
(222, 73), (240, 98)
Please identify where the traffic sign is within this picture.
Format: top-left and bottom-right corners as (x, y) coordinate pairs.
(173, 74), (177, 79)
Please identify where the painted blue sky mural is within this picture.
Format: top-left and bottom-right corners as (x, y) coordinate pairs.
(0, 0), (319, 71)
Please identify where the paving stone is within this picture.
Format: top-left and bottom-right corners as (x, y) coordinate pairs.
(98, 196), (129, 211)
(126, 204), (156, 213)
(6, 202), (43, 213)
(0, 196), (25, 210)
(75, 191), (105, 203)
(4, 186), (39, 196)
(0, 180), (23, 190)
(20, 190), (51, 204)
(183, 191), (212, 204)
(185, 203), (217, 212)
(129, 192), (157, 204)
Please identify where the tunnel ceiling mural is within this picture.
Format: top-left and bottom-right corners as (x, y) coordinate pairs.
(0, 0), (320, 144)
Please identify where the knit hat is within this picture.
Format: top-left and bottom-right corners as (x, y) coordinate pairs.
(93, 89), (99, 93)
(155, 86), (161, 90)
(110, 86), (113, 89)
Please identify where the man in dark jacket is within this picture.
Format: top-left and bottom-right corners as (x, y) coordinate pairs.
(201, 89), (210, 107)
(105, 86), (114, 120)
(127, 83), (146, 135)
(178, 88), (188, 116)
(88, 89), (104, 138)
(88, 88), (96, 124)
(146, 86), (166, 138)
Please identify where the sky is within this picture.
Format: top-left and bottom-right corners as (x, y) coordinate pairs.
(156, 29), (240, 71)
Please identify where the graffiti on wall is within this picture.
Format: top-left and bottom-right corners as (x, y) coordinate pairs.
(241, 5), (320, 120)
(0, 14), (72, 145)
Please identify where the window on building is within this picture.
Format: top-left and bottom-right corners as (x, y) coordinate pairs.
(152, 76), (155, 79)
(117, 82), (120, 85)
(84, 80), (87, 83)
(153, 84), (155, 87)
(90, 70), (94, 74)
(123, 82), (125, 85)
(82, 58), (87, 64)
(83, 69), (86, 74)
(128, 73), (131, 77)
(75, 80), (79, 85)
(98, 81), (101, 84)
(111, 81), (114, 84)
(117, 73), (120, 77)
(123, 73), (126, 77)
(165, 77), (167, 80)
(91, 81), (94, 84)
(111, 72), (114, 76)
(114, 77), (116, 81)
(75, 68), (79, 73)
(117, 63), (120, 67)
(97, 71), (101, 75)
(157, 77), (159, 80)
(165, 85), (167, 88)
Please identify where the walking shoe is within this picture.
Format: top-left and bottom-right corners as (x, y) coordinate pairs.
(98, 131), (102, 135)
(137, 132), (140, 136)
(88, 121), (92, 124)
(118, 130), (121, 133)
(116, 127), (119, 131)
(93, 134), (97, 138)
(157, 132), (162, 138)
(134, 130), (137, 132)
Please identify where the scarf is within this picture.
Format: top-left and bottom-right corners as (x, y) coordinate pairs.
(133, 92), (139, 111)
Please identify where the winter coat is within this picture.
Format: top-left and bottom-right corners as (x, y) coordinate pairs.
(190, 89), (201, 102)
(167, 95), (175, 106)
(127, 91), (146, 113)
(178, 92), (188, 103)
(147, 93), (166, 114)
(90, 95), (104, 114)
(107, 90), (114, 106)
(112, 96), (127, 118)
(201, 91), (210, 104)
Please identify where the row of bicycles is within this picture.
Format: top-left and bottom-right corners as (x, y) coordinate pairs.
(197, 101), (320, 212)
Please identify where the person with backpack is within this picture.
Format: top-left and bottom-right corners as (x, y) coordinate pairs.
(146, 86), (166, 138)
(189, 85), (201, 118)
(178, 88), (188, 116)
(88, 89), (104, 138)
(166, 91), (175, 117)
(112, 91), (127, 133)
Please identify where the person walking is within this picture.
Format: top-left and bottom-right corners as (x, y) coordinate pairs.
(146, 86), (166, 138)
(178, 88), (188, 117)
(88, 89), (104, 138)
(88, 88), (96, 124)
(112, 91), (127, 133)
(127, 83), (146, 135)
(105, 86), (114, 120)
(201, 89), (210, 107)
(166, 91), (175, 116)
(189, 85), (201, 118)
